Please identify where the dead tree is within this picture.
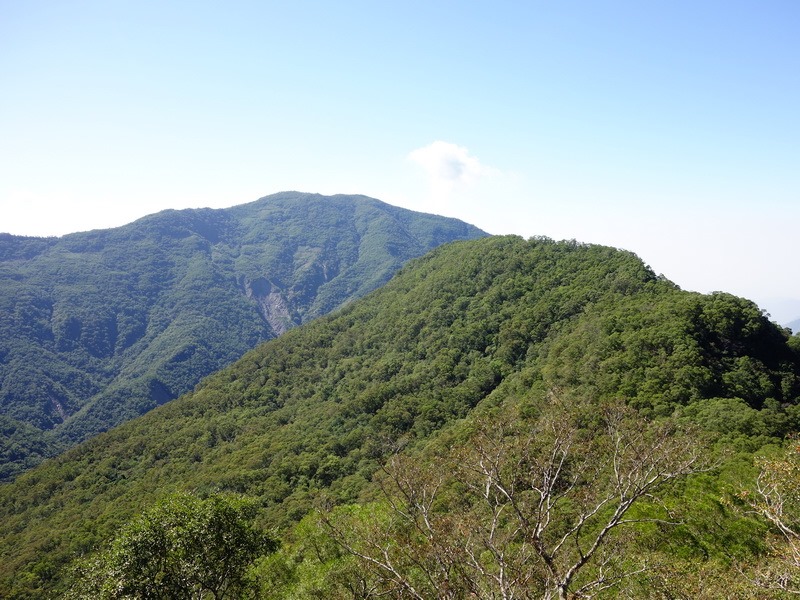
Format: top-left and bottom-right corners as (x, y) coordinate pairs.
(323, 399), (703, 599)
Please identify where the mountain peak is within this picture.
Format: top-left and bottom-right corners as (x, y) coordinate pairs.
(0, 193), (486, 479)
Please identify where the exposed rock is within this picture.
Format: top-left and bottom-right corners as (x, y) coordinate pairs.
(243, 277), (300, 336)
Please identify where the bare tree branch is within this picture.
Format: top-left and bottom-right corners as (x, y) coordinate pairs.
(322, 398), (703, 599)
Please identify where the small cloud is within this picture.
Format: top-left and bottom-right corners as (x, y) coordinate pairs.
(408, 141), (499, 200)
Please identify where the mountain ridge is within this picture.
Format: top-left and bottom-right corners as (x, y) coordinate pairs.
(0, 192), (486, 479)
(2, 235), (798, 597)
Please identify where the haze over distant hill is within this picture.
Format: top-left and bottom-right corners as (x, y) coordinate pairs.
(0, 192), (486, 479)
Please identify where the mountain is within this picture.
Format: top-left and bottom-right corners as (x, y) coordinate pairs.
(1, 235), (798, 597)
(788, 318), (800, 333)
(0, 192), (486, 479)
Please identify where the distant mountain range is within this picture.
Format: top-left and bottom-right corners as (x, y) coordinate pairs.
(0, 192), (486, 479)
(758, 297), (800, 328)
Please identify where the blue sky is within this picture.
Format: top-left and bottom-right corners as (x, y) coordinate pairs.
(2, 1), (798, 322)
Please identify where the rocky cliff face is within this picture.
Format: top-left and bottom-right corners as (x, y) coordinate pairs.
(243, 277), (299, 336)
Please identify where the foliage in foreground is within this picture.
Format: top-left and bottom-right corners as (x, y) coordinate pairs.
(253, 404), (797, 599)
(738, 439), (800, 595)
(67, 492), (275, 600)
(320, 400), (704, 599)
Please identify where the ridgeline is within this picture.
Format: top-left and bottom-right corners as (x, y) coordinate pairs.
(1, 235), (799, 597)
(0, 192), (485, 479)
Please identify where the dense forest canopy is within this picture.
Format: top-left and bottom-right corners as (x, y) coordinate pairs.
(0, 192), (485, 479)
(1, 235), (799, 597)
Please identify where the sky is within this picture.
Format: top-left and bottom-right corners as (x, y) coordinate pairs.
(1, 1), (798, 323)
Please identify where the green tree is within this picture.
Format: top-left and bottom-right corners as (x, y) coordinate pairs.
(67, 492), (275, 599)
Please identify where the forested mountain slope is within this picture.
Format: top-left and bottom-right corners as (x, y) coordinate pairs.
(0, 192), (485, 479)
(1, 235), (799, 598)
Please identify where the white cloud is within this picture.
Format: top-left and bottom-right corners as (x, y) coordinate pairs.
(408, 141), (499, 201)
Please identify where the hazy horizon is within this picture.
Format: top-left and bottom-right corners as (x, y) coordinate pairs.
(2, 1), (798, 322)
